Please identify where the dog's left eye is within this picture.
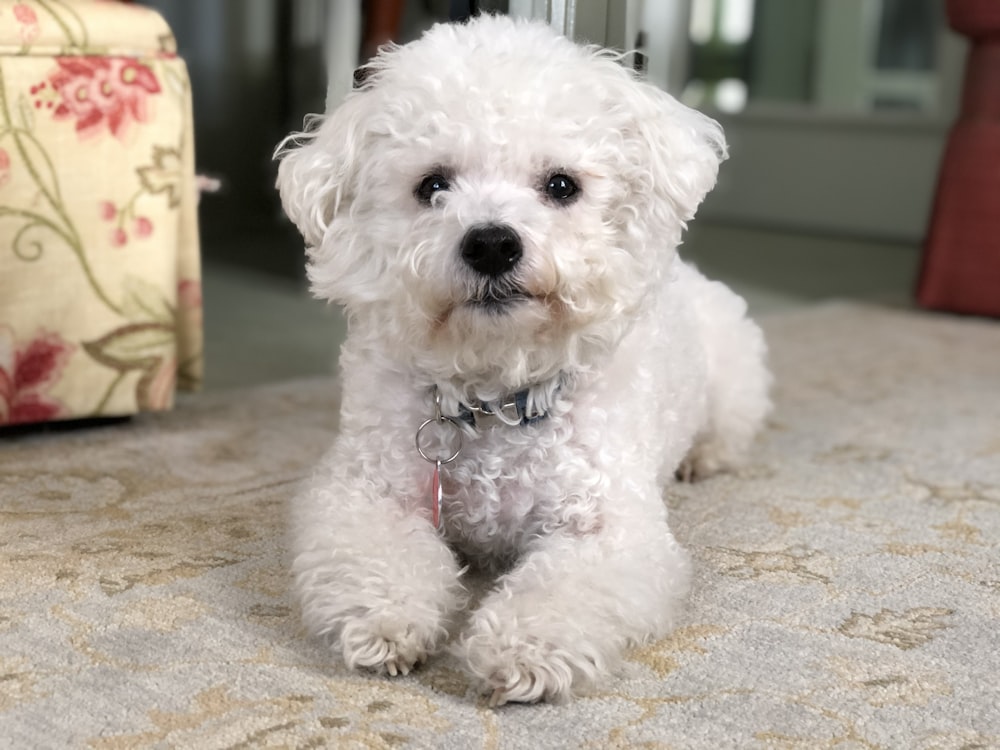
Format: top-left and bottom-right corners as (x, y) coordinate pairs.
(545, 173), (579, 202)
(416, 174), (451, 204)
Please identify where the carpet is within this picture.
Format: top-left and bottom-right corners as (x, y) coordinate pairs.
(2, 303), (999, 749)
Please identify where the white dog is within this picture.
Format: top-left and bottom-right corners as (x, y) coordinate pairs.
(276, 14), (770, 705)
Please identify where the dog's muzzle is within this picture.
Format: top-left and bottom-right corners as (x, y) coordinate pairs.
(460, 224), (522, 278)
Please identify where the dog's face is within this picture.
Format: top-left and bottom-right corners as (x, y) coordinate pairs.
(277, 16), (725, 394)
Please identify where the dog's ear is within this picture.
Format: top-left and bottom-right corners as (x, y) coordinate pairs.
(274, 89), (374, 248)
(621, 77), (727, 228)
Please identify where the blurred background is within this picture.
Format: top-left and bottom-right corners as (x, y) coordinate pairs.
(142, 0), (965, 389)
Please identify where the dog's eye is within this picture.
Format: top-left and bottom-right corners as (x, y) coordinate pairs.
(416, 174), (451, 204)
(545, 173), (579, 203)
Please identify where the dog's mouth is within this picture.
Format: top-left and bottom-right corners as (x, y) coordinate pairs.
(466, 290), (530, 313)
(463, 281), (533, 314)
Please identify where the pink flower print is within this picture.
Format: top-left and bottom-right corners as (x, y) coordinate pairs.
(100, 201), (152, 245)
(0, 148), (10, 187)
(178, 279), (202, 309)
(13, 2), (39, 45)
(177, 278), (203, 333)
(49, 57), (161, 139)
(0, 327), (74, 425)
(12, 2), (36, 24)
(143, 355), (176, 411)
(133, 216), (153, 238)
(29, 81), (56, 113)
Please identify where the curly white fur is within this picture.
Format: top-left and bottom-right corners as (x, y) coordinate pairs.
(276, 14), (771, 705)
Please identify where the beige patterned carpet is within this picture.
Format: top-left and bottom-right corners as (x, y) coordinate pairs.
(2, 303), (999, 749)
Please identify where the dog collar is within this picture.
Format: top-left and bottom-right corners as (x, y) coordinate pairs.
(454, 390), (550, 429)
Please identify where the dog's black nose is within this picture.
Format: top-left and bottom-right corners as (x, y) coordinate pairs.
(460, 224), (522, 277)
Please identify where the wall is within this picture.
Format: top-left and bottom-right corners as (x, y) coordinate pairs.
(702, 111), (949, 242)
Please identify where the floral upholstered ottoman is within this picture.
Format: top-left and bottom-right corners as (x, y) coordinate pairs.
(0, 0), (202, 426)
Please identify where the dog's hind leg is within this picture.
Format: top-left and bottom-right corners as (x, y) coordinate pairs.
(678, 264), (771, 480)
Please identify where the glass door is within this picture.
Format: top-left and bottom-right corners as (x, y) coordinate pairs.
(652, 0), (966, 242)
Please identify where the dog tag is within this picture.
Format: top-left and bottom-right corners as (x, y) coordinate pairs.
(431, 460), (443, 528)
(415, 388), (462, 530)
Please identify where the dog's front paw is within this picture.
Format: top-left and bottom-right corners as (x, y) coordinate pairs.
(339, 617), (438, 676)
(483, 656), (574, 707)
(458, 625), (598, 706)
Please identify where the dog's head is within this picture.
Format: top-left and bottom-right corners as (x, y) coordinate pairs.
(277, 15), (725, 396)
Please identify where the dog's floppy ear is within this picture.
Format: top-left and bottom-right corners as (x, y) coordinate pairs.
(623, 77), (727, 227)
(274, 86), (374, 248)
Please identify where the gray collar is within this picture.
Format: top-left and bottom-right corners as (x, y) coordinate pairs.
(453, 389), (551, 429)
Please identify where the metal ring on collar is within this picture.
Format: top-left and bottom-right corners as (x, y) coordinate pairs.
(415, 416), (463, 464)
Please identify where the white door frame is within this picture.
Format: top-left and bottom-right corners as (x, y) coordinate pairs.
(509, 0), (628, 49)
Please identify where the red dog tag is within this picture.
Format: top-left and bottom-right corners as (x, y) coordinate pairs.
(431, 460), (442, 528)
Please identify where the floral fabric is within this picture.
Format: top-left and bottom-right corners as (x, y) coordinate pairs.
(0, 0), (202, 425)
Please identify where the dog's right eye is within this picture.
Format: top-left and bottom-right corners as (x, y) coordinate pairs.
(415, 174), (451, 205)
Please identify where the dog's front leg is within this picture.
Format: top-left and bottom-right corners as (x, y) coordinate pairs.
(291, 442), (465, 676)
(457, 501), (690, 705)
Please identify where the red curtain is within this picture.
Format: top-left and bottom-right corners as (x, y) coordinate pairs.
(917, 0), (1000, 317)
